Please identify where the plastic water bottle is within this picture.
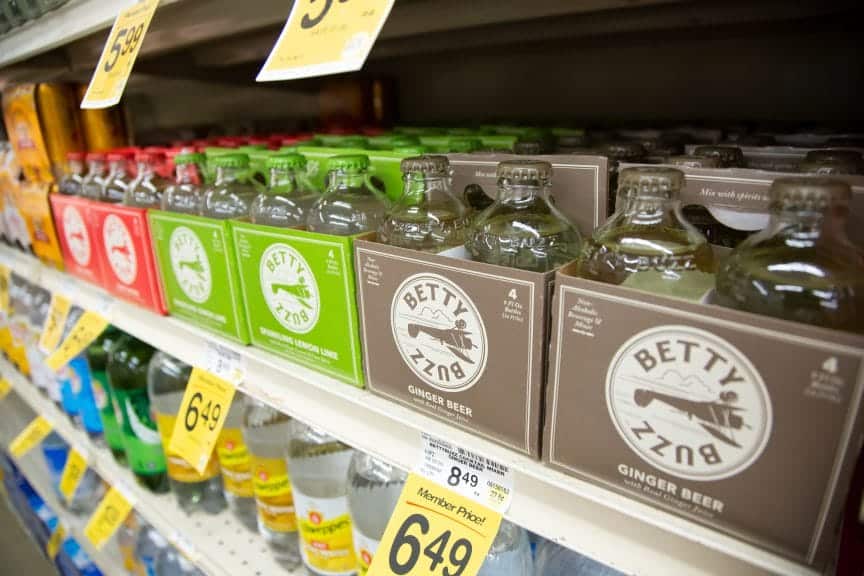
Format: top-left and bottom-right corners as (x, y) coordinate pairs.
(478, 520), (533, 576)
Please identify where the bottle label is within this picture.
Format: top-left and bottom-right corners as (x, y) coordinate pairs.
(352, 529), (379, 576)
(91, 370), (125, 452)
(294, 492), (357, 575)
(59, 364), (80, 416)
(216, 427), (254, 498)
(70, 355), (103, 435)
(113, 387), (166, 476)
(155, 413), (219, 482)
(250, 455), (296, 532)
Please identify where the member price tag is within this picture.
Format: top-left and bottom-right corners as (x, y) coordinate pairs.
(45, 311), (109, 371)
(418, 434), (514, 513)
(58, 449), (88, 502)
(368, 474), (502, 576)
(168, 368), (236, 474)
(84, 486), (134, 550)
(257, 0), (395, 81)
(203, 341), (246, 386)
(81, 0), (159, 109)
(0, 378), (11, 401)
(46, 522), (66, 560)
(39, 294), (72, 353)
(9, 416), (53, 458)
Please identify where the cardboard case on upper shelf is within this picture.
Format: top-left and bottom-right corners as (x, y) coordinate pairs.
(50, 195), (105, 285)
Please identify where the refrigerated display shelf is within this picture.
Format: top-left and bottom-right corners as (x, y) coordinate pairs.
(0, 363), (300, 576)
(0, 247), (818, 576)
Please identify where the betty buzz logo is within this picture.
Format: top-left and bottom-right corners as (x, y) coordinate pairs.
(260, 243), (320, 334)
(103, 214), (137, 284)
(170, 227), (212, 304)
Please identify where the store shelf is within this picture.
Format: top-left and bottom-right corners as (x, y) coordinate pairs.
(0, 247), (822, 576)
(0, 362), (300, 576)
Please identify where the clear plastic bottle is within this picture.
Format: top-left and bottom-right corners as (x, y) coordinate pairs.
(306, 154), (388, 236)
(250, 153), (320, 227)
(125, 151), (170, 208)
(59, 151), (85, 196)
(716, 177), (864, 332)
(467, 160), (582, 272)
(117, 513), (144, 575)
(288, 420), (357, 576)
(80, 152), (108, 201)
(86, 327), (127, 464)
(57, 306), (85, 422)
(162, 153), (205, 215)
(346, 453), (406, 574)
(41, 431), (105, 516)
(135, 522), (169, 576)
(577, 166), (716, 300)
(378, 155), (469, 252)
(533, 538), (624, 575)
(148, 351), (226, 514)
(693, 145), (744, 168)
(216, 397), (259, 532)
(478, 521), (533, 576)
(243, 398), (300, 568)
(201, 153), (257, 219)
(23, 284), (55, 401)
(156, 544), (205, 576)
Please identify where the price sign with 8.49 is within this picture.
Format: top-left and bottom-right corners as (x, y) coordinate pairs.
(81, 0), (159, 109)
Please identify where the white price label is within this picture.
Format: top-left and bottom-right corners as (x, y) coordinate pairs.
(203, 341), (246, 386)
(416, 433), (514, 513)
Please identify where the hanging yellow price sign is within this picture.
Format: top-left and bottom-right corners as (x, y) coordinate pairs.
(81, 0), (159, 109)
(59, 449), (88, 502)
(0, 378), (11, 401)
(39, 294), (71, 353)
(257, 0), (395, 81)
(367, 474), (502, 576)
(84, 486), (134, 550)
(46, 523), (67, 560)
(9, 416), (53, 458)
(45, 311), (109, 371)
(168, 368), (236, 474)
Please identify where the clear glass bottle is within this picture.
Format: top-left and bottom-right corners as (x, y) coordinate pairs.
(799, 149), (863, 176)
(467, 160), (582, 272)
(86, 327), (126, 464)
(250, 153), (320, 227)
(101, 152), (133, 203)
(577, 166), (716, 300)
(693, 145), (744, 168)
(716, 177), (864, 332)
(242, 398), (300, 568)
(59, 151), (85, 196)
(378, 155), (469, 252)
(201, 153), (257, 219)
(346, 453), (406, 575)
(125, 151), (170, 208)
(148, 351), (226, 514)
(79, 152), (107, 201)
(598, 141), (645, 214)
(216, 397), (259, 532)
(288, 420), (357, 576)
(306, 154), (388, 236)
(162, 153), (205, 215)
(478, 521), (533, 576)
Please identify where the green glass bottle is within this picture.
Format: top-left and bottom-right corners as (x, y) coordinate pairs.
(107, 334), (168, 493)
(86, 327), (126, 464)
(306, 154), (388, 236)
(201, 154), (257, 220)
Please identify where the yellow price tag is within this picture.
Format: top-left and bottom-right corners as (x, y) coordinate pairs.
(368, 474), (502, 576)
(39, 294), (71, 353)
(0, 378), (11, 401)
(59, 449), (88, 502)
(257, 0), (395, 81)
(0, 264), (9, 314)
(168, 368), (236, 475)
(46, 523), (66, 560)
(45, 311), (109, 371)
(84, 487), (134, 550)
(9, 416), (53, 458)
(81, 0), (159, 109)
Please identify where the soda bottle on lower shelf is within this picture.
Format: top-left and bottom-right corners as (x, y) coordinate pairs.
(250, 153), (320, 227)
(478, 521), (533, 576)
(162, 153), (204, 215)
(215, 398), (258, 532)
(201, 154), (257, 219)
(136, 522), (170, 576)
(156, 544), (205, 576)
(59, 537), (105, 576)
(346, 453), (406, 575)
(242, 398), (299, 568)
(533, 538), (624, 575)
(306, 154), (388, 236)
(41, 432), (105, 516)
(117, 512), (145, 575)
(288, 420), (357, 576)
(148, 351), (226, 514)
(107, 334), (168, 493)
(57, 307), (85, 423)
(86, 327), (126, 464)
(22, 283), (56, 401)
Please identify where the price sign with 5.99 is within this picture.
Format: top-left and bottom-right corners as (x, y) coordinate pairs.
(81, 0), (159, 109)
(168, 367), (236, 474)
(257, 0), (396, 81)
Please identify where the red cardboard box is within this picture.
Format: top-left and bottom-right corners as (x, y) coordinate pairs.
(50, 194), (105, 285)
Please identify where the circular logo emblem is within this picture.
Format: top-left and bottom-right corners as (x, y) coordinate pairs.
(259, 243), (319, 334)
(169, 227), (212, 304)
(102, 214), (137, 284)
(391, 273), (487, 392)
(606, 325), (772, 481)
(62, 206), (90, 266)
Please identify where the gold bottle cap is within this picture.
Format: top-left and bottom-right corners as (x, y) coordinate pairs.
(693, 145), (745, 167)
(618, 166), (685, 199)
(599, 141), (645, 160)
(771, 176), (851, 212)
(497, 160), (552, 186)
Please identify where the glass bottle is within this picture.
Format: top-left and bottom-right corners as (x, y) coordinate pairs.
(79, 152), (107, 201)
(799, 149), (863, 176)
(534, 538), (624, 576)
(57, 307), (85, 423)
(467, 160), (582, 272)
(555, 132), (590, 153)
(693, 145), (744, 168)
(346, 453), (406, 575)
(59, 151), (85, 196)
(250, 153), (320, 228)
(242, 398), (300, 568)
(135, 522), (169, 576)
(577, 166), (716, 300)
(156, 544), (205, 576)
(378, 155), (469, 252)
(162, 153), (205, 215)
(288, 420), (357, 576)
(107, 334), (168, 493)
(716, 177), (864, 332)
(201, 153), (257, 219)
(598, 141), (644, 214)
(148, 351), (226, 514)
(216, 397), (259, 532)
(86, 327), (126, 464)
(306, 154), (388, 236)
(125, 151), (169, 208)
(101, 152), (133, 203)
(41, 432), (104, 516)
(478, 521), (533, 576)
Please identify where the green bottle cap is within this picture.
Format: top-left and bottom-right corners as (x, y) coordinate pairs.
(328, 154), (370, 172)
(334, 136), (369, 148)
(448, 138), (482, 153)
(204, 146), (235, 157)
(400, 155), (449, 176)
(210, 153), (250, 168)
(393, 146), (431, 155)
(389, 135), (421, 148)
(174, 153), (204, 165)
(267, 153), (307, 170)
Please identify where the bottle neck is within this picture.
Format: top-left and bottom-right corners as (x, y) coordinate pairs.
(403, 174), (448, 203)
(497, 183), (543, 205)
(136, 161), (153, 178)
(68, 161), (84, 176)
(215, 165), (244, 185)
(86, 161), (105, 177)
(175, 163), (200, 185)
(268, 167), (299, 194)
(331, 171), (367, 192)
(774, 206), (849, 245)
(108, 161), (126, 177)
(616, 194), (679, 226)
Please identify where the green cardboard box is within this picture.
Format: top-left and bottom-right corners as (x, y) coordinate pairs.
(149, 211), (250, 344)
(295, 146), (410, 202)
